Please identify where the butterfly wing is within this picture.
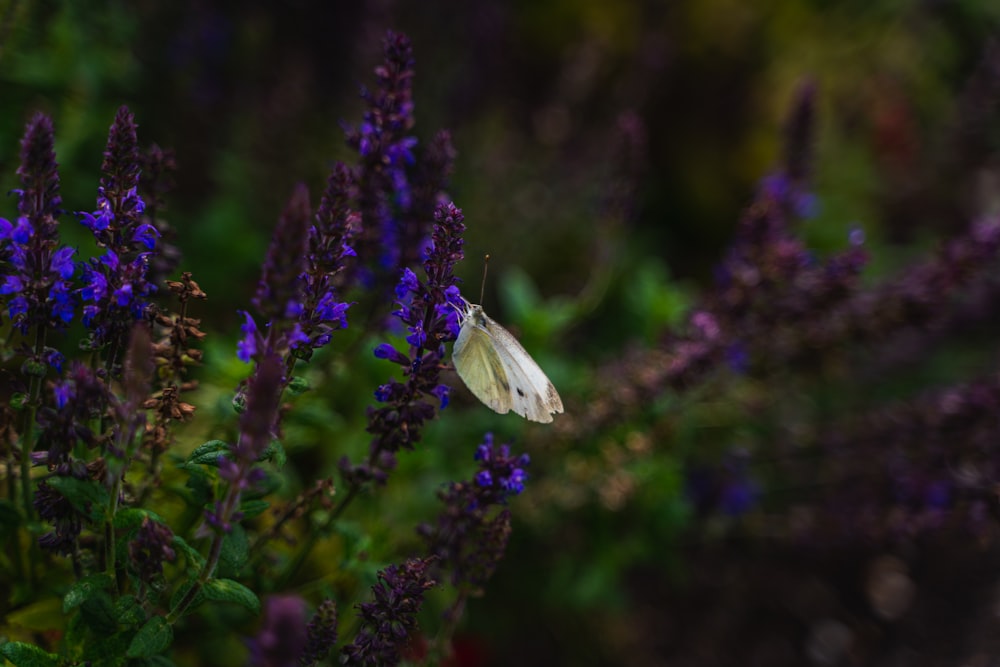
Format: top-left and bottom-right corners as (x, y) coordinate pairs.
(482, 315), (563, 423)
(453, 318), (515, 415)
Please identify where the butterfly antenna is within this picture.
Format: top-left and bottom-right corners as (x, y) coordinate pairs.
(480, 254), (490, 305)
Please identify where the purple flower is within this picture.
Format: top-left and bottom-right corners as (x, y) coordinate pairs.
(344, 31), (419, 280)
(418, 434), (527, 589)
(340, 558), (436, 666)
(0, 114), (77, 341)
(300, 599), (338, 666)
(128, 516), (176, 583)
(34, 476), (85, 555)
(244, 177), (355, 366)
(253, 184), (310, 332)
(238, 311), (260, 363)
(77, 107), (160, 364)
(472, 436), (530, 503)
(246, 595), (308, 667)
(395, 267), (420, 298)
(35, 363), (108, 465)
(347, 203), (465, 486)
(431, 384), (450, 410)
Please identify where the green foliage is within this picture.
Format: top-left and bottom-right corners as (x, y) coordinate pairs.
(0, 641), (62, 667)
(126, 616), (173, 659)
(198, 579), (260, 615)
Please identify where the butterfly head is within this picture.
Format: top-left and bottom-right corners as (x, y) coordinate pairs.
(452, 297), (483, 324)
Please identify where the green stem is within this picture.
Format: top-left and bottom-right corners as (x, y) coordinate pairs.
(166, 463), (245, 624)
(19, 375), (41, 519)
(106, 471), (123, 591)
(276, 483), (359, 588)
(20, 326), (48, 524)
(5, 447), (25, 581)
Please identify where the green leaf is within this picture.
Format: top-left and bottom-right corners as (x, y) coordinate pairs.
(238, 499), (269, 519)
(260, 439), (286, 468)
(0, 641), (61, 666)
(184, 440), (230, 467)
(44, 475), (109, 521)
(126, 616), (173, 658)
(63, 573), (115, 612)
(182, 465), (213, 506)
(218, 525), (249, 577)
(113, 595), (145, 627)
(201, 578), (260, 614)
(113, 508), (166, 531)
(76, 629), (132, 663)
(79, 591), (118, 634)
(9, 391), (27, 410)
(286, 375), (311, 396)
(170, 535), (206, 572)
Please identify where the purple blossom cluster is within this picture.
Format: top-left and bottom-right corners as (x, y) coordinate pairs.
(33, 474), (87, 556)
(419, 434), (528, 589)
(246, 595), (308, 667)
(779, 374), (1000, 543)
(345, 30), (418, 277)
(340, 557), (437, 667)
(78, 106), (161, 363)
(128, 515), (176, 584)
(237, 182), (353, 366)
(296, 164), (357, 358)
(0, 114), (75, 368)
(341, 201), (465, 485)
(300, 599), (338, 666)
(35, 363), (110, 466)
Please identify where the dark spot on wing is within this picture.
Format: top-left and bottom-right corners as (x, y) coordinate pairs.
(516, 387), (525, 397)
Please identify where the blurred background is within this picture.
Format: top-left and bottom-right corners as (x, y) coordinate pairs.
(5, 0), (1000, 665)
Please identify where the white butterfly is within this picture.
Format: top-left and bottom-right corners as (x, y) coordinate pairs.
(452, 298), (564, 423)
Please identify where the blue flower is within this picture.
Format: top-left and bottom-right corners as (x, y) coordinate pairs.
(395, 267), (420, 299)
(315, 292), (349, 327)
(132, 223), (160, 250)
(471, 435), (530, 503)
(12, 217), (32, 244)
(113, 282), (133, 307)
(76, 107), (161, 357)
(237, 311), (259, 363)
(405, 324), (426, 348)
(431, 384), (450, 410)
(51, 247), (75, 279)
(373, 343), (408, 366)
(0, 275), (24, 296)
(80, 271), (108, 303)
(287, 324), (310, 349)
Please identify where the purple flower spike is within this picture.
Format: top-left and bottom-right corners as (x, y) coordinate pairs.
(77, 107), (160, 366)
(419, 434), (528, 590)
(0, 114), (77, 344)
(340, 558), (436, 667)
(347, 202), (465, 486)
